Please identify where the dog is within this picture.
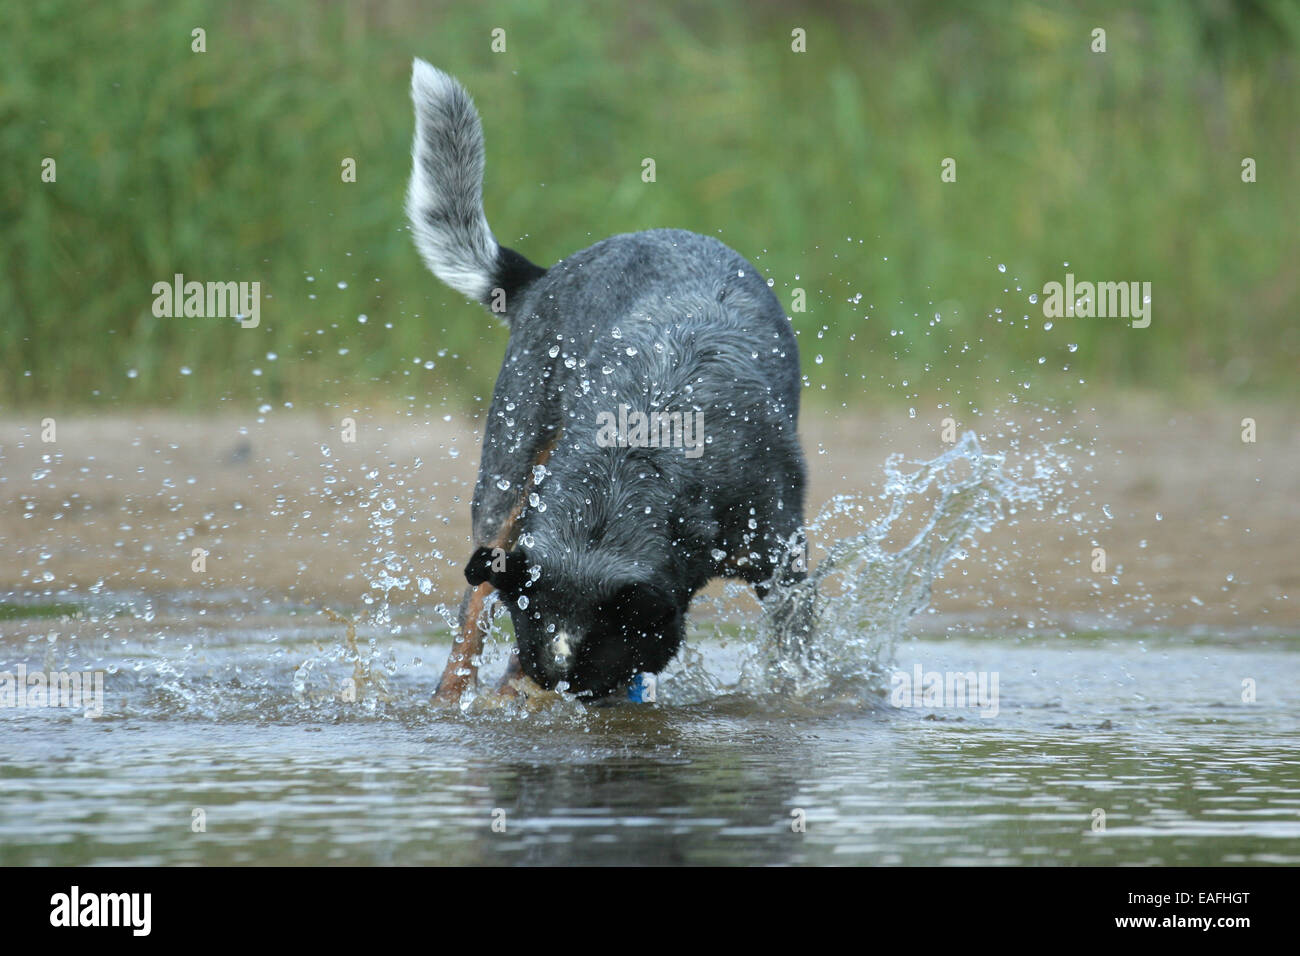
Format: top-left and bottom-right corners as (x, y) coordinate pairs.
(406, 60), (808, 702)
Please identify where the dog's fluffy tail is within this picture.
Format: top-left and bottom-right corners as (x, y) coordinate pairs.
(406, 60), (542, 311)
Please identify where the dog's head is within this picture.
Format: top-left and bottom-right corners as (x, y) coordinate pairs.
(465, 545), (684, 698)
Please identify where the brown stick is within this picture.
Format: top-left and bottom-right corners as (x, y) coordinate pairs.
(494, 651), (524, 697)
(432, 435), (559, 705)
(431, 581), (494, 705)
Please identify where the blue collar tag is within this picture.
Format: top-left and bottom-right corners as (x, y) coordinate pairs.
(627, 672), (657, 703)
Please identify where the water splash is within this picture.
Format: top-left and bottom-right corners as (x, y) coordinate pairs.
(664, 432), (1048, 704)
(72, 429), (1063, 722)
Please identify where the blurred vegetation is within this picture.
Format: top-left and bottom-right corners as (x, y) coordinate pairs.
(1, 0), (1296, 413)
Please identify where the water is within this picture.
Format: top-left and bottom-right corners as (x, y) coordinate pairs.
(738, 432), (1044, 698)
(2, 429), (1297, 865)
(2, 620), (1296, 865)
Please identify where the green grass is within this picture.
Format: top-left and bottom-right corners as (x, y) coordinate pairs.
(2, 0), (1296, 414)
(0, 601), (81, 621)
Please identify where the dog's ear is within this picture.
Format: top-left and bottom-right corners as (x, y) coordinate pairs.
(464, 546), (530, 594)
(605, 582), (678, 633)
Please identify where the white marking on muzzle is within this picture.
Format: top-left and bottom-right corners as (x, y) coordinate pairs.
(551, 630), (575, 667)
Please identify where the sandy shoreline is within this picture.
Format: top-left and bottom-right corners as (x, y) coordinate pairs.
(1, 399), (1296, 634)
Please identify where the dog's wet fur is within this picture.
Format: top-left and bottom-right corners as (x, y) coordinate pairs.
(407, 60), (808, 700)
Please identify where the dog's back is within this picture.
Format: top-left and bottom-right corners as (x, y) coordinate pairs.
(509, 225), (805, 571)
(407, 62), (807, 697)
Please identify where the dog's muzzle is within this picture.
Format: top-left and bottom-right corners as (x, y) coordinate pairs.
(548, 630), (578, 673)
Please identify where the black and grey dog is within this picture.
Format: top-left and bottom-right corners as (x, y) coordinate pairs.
(407, 60), (808, 700)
